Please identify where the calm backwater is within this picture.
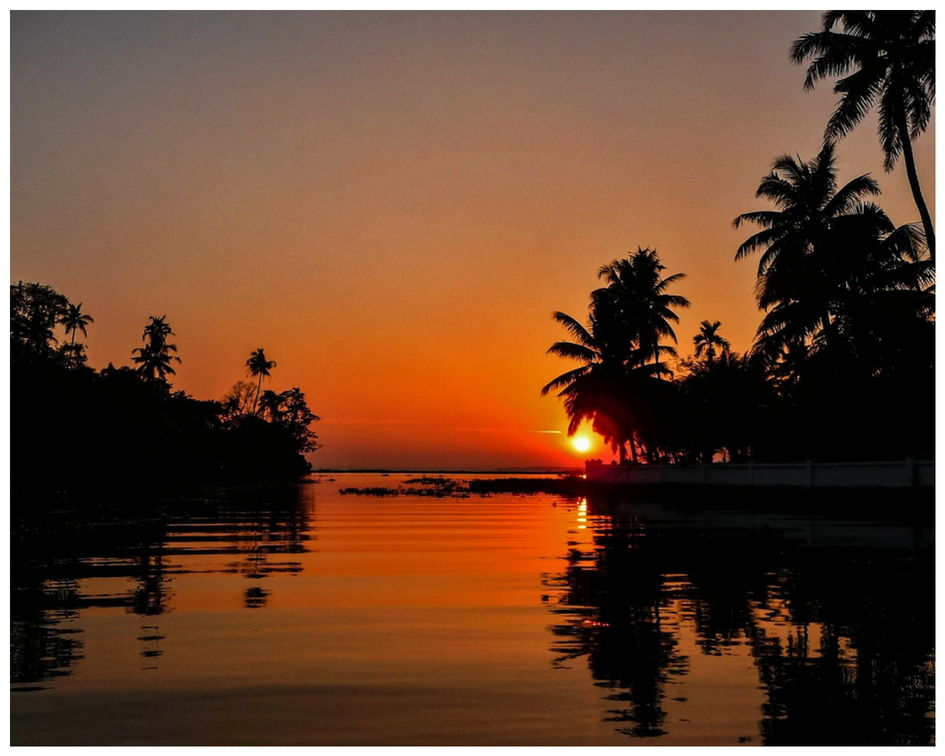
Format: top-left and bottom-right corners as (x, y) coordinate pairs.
(11, 473), (935, 745)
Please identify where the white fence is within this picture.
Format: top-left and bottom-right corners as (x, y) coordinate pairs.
(585, 459), (934, 489)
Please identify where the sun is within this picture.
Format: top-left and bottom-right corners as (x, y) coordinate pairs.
(571, 436), (592, 453)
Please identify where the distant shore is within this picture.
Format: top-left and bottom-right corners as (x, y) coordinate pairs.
(310, 468), (584, 475)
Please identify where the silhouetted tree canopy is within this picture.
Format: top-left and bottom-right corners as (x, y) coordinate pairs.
(791, 10), (935, 259)
(545, 216), (932, 462)
(542, 248), (687, 464)
(11, 283), (320, 493)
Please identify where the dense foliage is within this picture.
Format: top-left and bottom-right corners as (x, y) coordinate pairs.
(543, 226), (932, 464)
(11, 282), (321, 491)
(543, 13), (934, 465)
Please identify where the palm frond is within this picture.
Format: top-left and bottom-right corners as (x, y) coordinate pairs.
(551, 311), (594, 346)
(546, 341), (597, 363)
(540, 365), (590, 397)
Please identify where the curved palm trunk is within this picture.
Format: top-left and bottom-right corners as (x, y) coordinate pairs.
(252, 374), (263, 415)
(897, 109), (935, 263)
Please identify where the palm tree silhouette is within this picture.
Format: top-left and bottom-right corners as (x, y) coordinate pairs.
(791, 11), (935, 261)
(246, 348), (277, 415)
(692, 320), (730, 364)
(132, 341), (181, 382)
(593, 249), (690, 365)
(61, 302), (93, 348)
(733, 142), (887, 358)
(543, 249), (686, 463)
(142, 315), (174, 350)
(132, 315), (181, 383)
(541, 309), (670, 463)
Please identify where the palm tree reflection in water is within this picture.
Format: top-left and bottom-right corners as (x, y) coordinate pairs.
(547, 509), (688, 738)
(10, 486), (312, 688)
(544, 496), (934, 745)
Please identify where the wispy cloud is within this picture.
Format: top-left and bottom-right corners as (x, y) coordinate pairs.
(450, 426), (562, 435)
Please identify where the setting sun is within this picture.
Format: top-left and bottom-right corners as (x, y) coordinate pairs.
(572, 436), (593, 454)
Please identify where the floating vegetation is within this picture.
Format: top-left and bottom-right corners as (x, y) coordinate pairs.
(339, 487), (401, 497)
(468, 477), (587, 496)
(339, 476), (588, 498)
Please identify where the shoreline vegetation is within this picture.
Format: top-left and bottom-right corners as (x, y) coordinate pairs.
(11, 281), (321, 495)
(338, 475), (589, 498)
(541, 13), (934, 467)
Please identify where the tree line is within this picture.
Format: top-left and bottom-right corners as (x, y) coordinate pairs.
(543, 12), (934, 464)
(11, 281), (321, 490)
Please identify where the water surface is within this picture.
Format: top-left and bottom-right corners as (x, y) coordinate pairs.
(11, 473), (934, 745)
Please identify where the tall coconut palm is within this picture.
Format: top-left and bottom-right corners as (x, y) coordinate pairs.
(132, 315), (180, 383)
(246, 348), (277, 415)
(791, 11), (935, 261)
(593, 248), (690, 365)
(61, 302), (94, 347)
(142, 315), (174, 350)
(733, 142), (885, 357)
(540, 308), (624, 418)
(132, 340), (181, 383)
(541, 308), (670, 463)
(692, 320), (730, 364)
(542, 252), (686, 463)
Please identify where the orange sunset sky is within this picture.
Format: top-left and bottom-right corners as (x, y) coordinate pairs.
(10, 11), (934, 470)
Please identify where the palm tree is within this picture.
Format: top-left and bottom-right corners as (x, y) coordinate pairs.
(246, 348), (277, 415)
(593, 248), (690, 365)
(132, 340), (181, 382)
(142, 315), (174, 350)
(542, 250), (687, 463)
(541, 308), (670, 463)
(692, 320), (730, 364)
(733, 142), (885, 358)
(791, 11), (935, 261)
(132, 315), (180, 383)
(61, 302), (93, 347)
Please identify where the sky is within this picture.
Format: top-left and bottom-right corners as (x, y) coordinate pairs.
(10, 11), (935, 470)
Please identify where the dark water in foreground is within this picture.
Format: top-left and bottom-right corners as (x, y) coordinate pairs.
(11, 474), (934, 745)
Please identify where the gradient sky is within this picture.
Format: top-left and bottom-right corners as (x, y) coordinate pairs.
(10, 11), (935, 470)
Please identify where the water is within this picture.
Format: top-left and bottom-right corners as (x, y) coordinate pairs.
(11, 473), (935, 745)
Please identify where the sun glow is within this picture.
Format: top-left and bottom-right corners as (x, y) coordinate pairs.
(571, 436), (592, 453)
